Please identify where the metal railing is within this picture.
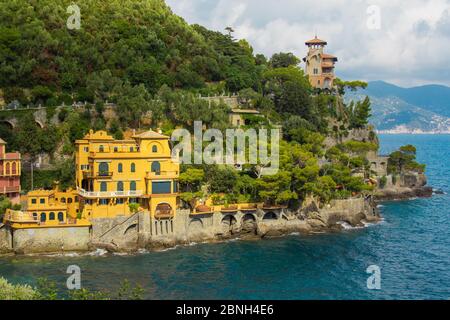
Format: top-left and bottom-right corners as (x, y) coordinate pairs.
(77, 188), (143, 198)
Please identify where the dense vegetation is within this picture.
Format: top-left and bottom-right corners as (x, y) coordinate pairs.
(0, 277), (143, 300)
(0, 0), (390, 205)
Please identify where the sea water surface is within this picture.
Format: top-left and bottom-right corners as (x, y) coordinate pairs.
(0, 134), (449, 300)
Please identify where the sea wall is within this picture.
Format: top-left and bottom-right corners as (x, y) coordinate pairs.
(88, 197), (379, 252)
(11, 226), (90, 254)
(0, 226), (12, 254)
(0, 197), (379, 255)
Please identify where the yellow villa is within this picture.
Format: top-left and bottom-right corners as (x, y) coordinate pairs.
(75, 129), (180, 220)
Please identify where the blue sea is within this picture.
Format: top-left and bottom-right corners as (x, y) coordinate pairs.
(0, 134), (449, 300)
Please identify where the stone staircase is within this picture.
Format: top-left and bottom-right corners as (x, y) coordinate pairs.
(96, 211), (141, 241)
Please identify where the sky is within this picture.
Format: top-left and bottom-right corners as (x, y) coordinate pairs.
(166, 0), (450, 87)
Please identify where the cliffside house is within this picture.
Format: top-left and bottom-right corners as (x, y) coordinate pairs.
(303, 36), (338, 89)
(75, 130), (180, 220)
(0, 138), (21, 204)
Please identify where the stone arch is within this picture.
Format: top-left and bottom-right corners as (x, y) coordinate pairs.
(35, 120), (44, 128)
(0, 119), (15, 129)
(188, 218), (204, 236)
(241, 214), (257, 234)
(221, 215), (237, 233)
(124, 223), (138, 236)
(263, 211), (278, 220)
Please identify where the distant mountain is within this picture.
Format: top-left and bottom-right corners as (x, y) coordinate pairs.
(345, 81), (450, 133)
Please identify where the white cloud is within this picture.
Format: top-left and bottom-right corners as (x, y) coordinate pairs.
(166, 0), (450, 87)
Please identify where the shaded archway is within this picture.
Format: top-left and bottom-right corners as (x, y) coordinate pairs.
(241, 214), (257, 234)
(263, 211), (278, 220)
(221, 215), (237, 234)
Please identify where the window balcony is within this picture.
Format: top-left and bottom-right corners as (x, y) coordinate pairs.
(82, 171), (113, 179)
(1, 186), (20, 193)
(77, 188), (143, 198)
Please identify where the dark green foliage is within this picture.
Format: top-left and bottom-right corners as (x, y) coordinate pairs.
(388, 145), (425, 174)
(0, 0), (260, 98)
(269, 52), (301, 68)
(348, 96), (372, 129)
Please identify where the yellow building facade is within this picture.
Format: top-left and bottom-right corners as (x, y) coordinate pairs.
(4, 188), (90, 229)
(75, 130), (180, 220)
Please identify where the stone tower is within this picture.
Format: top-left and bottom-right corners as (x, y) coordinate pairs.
(303, 36), (338, 89)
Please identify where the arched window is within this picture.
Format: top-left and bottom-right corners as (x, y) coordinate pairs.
(99, 162), (109, 176)
(100, 182), (107, 192)
(152, 145), (158, 153)
(130, 181), (136, 191)
(58, 212), (64, 222)
(118, 163), (123, 173)
(117, 181), (124, 192)
(68, 198), (73, 204)
(131, 163), (136, 173)
(49, 212), (55, 220)
(151, 162), (161, 175)
(99, 145), (104, 152)
(11, 162), (16, 174)
(61, 197), (66, 203)
(5, 163), (10, 175)
(40, 213), (46, 222)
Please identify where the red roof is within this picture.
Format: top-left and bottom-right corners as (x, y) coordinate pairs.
(305, 36), (327, 45)
(4, 152), (20, 160)
(322, 53), (337, 60)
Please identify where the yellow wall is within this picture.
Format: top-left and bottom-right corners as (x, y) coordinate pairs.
(75, 130), (180, 220)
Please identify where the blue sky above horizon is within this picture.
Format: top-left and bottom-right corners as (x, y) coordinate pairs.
(166, 0), (450, 88)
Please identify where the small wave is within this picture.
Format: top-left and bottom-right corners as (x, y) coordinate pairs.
(88, 249), (108, 257)
(155, 245), (180, 253)
(336, 221), (364, 230)
(112, 252), (130, 256)
(377, 204), (385, 208)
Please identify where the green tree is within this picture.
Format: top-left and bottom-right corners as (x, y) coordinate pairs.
(269, 52), (300, 68)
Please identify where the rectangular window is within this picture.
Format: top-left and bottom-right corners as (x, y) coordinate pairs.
(173, 181), (178, 193)
(99, 199), (109, 205)
(129, 198), (138, 204)
(31, 198), (37, 204)
(152, 181), (171, 194)
(83, 147), (89, 152)
(40, 198), (45, 204)
(116, 198), (125, 204)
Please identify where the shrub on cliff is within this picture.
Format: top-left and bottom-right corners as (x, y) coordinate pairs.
(388, 145), (426, 175)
